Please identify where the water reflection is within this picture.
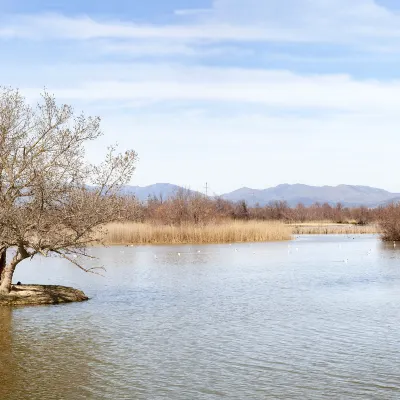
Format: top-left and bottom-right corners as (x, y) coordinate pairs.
(0, 307), (16, 399)
(0, 305), (96, 400)
(380, 240), (400, 254)
(3, 235), (400, 398)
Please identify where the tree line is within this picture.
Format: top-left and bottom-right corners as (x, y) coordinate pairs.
(118, 188), (391, 226)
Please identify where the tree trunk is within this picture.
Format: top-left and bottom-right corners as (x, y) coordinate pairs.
(0, 247), (29, 294)
(0, 244), (29, 294)
(0, 249), (6, 285)
(0, 262), (15, 295)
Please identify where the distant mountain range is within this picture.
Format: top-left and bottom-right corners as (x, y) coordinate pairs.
(120, 183), (190, 200)
(121, 183), (400, 207)
(220, 184), (400, 207)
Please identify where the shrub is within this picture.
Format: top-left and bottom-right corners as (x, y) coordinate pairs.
(378, 203), (400, 241)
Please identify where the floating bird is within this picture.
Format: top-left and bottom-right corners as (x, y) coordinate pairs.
(197, 250), (201, 253)
(154, 255), (158, 259)
(235, 248), (238, 252)
(177, 252), (181, 256)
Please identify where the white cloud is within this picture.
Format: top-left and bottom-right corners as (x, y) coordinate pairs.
(19, 63), (400, 114)
(210, 0), (400, 39)
(13, 58), (398, 192)
(1, 13), (273, 42)
(2, 0), (400, 47)
(88, 105), (400, 193)
(97, 40), (252, 58)
(2, 1), (400, 190)
(174, 9), (211, 17)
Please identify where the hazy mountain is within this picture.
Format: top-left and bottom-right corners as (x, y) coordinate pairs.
(220, 184), (400, 207)
(377, 196), (400, 207)
(120, 183), (200, 201)
(121, 183), (400, 207)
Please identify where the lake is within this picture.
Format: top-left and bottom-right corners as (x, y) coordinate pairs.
(1, 235), (400, 399)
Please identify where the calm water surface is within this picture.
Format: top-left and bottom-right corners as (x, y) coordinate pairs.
(1, 235), (400, 399)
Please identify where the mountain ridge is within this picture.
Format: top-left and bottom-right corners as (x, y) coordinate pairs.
(121, 183), (400, 207)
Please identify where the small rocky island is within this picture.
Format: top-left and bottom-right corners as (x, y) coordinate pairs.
(0, 285), (89, 306)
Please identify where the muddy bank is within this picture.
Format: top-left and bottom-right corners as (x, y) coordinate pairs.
(0, 285), (89, 306)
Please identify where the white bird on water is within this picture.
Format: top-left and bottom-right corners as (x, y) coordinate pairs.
(178, 252), (181, 256)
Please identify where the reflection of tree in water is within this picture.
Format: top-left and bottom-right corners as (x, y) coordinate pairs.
(0, 308), (94, 400)
(0, 307), (17, 398)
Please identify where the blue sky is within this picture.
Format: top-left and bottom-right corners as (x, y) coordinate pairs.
(2, 0), (400, 194)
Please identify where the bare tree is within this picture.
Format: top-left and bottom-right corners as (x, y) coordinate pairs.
(0, 88), (138, 294)
(378, 202), (400, 241)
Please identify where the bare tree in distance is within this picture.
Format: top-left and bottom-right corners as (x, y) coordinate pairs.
(0, 88), (138, 294)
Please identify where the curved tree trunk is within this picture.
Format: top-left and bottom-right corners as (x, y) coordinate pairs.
(0, 263), (16, 295)
(0, 247), (28, 295)
(0, 249), (6, 285)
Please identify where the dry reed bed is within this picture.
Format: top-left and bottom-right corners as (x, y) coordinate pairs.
(290, 224), (380, 235)
(98, 221), (380, 246)
(100, 221), (292, 245)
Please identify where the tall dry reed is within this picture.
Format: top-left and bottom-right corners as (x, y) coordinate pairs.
(290, 223), (379, 235)
(100, 221), (292, 245)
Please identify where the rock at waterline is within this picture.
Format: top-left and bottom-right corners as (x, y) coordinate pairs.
(0, 285), (89, 306)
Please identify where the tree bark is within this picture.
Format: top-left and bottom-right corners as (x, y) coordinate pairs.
(0, 249), (6, 285)
(0, 247), (27, 294)
(0, 263), (16, 295)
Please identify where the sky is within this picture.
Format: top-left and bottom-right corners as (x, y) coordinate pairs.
(1, 0), (400, 194)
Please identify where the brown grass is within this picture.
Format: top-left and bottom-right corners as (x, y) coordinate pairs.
(290, 223), (380, 235)
(96, 221), (381, 246)
(99, 221), (292, 245)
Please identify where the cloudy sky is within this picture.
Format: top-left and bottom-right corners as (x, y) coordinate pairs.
(1, 0), (400, 194)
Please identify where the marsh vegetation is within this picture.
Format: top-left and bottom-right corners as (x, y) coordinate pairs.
(98, 190), (398, 244)
(99, 221), (292, 245)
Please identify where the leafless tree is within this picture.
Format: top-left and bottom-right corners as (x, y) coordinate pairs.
(378, 202), (400, 241)
(0, 88), (137, 294)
